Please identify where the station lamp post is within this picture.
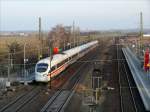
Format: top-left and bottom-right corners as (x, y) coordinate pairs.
(24, 43), (27, 85)
(6, 53), (11, 87)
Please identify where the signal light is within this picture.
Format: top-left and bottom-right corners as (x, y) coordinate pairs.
(50, 47), (62, 54)
(53, 47), (59, 54)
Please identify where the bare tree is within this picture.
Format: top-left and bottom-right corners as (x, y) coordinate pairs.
(48, 24), (71, 49)
(7, 41), (22, 70)
(7, 41), (22, 54)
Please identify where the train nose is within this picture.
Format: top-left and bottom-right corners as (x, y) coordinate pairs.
(35, 73), (49, 82)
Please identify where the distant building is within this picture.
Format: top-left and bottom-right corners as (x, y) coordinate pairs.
(0, 32), (28, 37)
(143, 34), (150, 37)
(19, 33), (28, 36)
(126, 33), (139, 37)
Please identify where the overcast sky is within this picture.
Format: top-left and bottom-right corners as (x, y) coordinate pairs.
(0, 0), (150, 31)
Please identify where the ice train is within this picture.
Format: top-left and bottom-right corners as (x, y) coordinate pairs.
(35, 40), (98, 82)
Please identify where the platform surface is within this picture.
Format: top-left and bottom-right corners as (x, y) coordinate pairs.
(122, 47), (150, 111)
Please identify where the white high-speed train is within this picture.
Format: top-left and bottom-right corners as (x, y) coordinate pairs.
(35, 40), (98, 82)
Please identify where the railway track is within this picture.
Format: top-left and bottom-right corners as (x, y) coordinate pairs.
(0, 86), (43, 112)
(40, 64), (85, 112)
(117, 44), (145, 112)
(118, 49), (137, 112)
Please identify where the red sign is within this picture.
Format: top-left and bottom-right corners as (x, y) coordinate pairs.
(144, 48), (149, 71)
(53, 47), (59, 54)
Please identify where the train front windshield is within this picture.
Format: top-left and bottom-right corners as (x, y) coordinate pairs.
(37, 63), (48, 73)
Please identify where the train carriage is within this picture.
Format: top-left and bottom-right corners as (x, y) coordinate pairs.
(35, 40), (98, 82)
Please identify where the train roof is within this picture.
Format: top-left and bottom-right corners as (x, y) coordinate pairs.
(37, 40), (98, 67)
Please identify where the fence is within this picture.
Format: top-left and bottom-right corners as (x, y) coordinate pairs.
(0, 66), (35, 90)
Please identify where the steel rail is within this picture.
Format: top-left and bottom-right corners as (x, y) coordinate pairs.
(119, 45), (138, 112)
(0, 86), (42, 112)
(40, 62), (86, 112)
(116, 44), (124, 112)
(122, 62), (138, 112)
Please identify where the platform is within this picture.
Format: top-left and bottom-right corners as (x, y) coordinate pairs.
(122, 47), (150, 111)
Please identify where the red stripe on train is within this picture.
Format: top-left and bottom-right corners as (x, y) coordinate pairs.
(47, 63), (68, 77)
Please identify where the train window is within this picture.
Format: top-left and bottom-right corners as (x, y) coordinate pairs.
(68, 57), (71, 61)
(51, 66), (55, 71)
(48, 66), (56, 73)
(72, 54), (78, 58)
(37, 63), (48, 73)
(57, 62), (62, 68)
(64, 59), (67, 63)
(57, 59), (68, 68)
